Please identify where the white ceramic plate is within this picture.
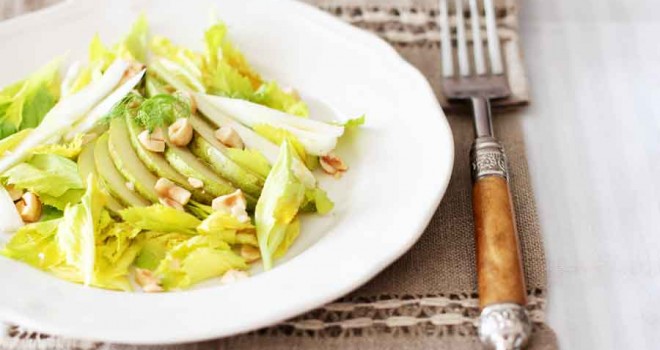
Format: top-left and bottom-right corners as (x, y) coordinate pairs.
(0, 0), (453, 344)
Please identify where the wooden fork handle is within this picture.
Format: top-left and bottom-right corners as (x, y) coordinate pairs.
(471, 137), (531, 350)
(473, 175), (526, 307)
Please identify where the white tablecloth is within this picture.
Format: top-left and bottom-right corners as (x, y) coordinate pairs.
(519, 0), (660, 349)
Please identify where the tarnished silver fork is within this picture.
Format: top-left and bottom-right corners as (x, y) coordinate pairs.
(438, 0), (531, 349)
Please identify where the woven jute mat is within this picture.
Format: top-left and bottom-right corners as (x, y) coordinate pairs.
(1, 0), (557, 349)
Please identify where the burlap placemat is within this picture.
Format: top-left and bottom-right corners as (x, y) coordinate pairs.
(1, 1), (557, 349)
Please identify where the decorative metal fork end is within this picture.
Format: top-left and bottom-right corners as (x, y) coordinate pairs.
(478, 303), (532, 350)
(470, 136), (509, 181)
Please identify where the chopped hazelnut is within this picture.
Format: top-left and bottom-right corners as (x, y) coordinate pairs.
(168, 118), (193, 147)
(240, 245), (261, 263)
(187, 177), (204, 189)
(215, 126), (244, 149)
(16, 192), (42, 223)
(138, 129), (166, 152)
(159, 197), (185, 211)
(155, 178), (191, 206)
(154, 178), (175, 197)
(220, 269), (249, 285)
(168, 186), (191, 206)
(135, 268), (163, 293)
(212, 189), (249, 223)
(320, 153), (348, 177)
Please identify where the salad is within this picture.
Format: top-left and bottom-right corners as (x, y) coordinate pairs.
(0, 16), (362, 292)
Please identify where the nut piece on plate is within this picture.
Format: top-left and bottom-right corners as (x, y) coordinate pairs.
(159, 197), (185, 212)
(135, 268), (163, 293)
(125, 182), (135, 192)
(168, 118), (193, 147)
(155, 177), (191, 206)
(188, 177), (204, 189)
(138, 128), (166, 153)
(154, 178), (176, 197)
(169, 186), (192, 206)
(320, 153), (348, 178)
(15, 192), (42, 223)
(215, 126), (244, 149)
(240, 245), (261, 263)
(6, 184), (23, 202)
(220, 269), (249, 285)
(212, 189), (249, 223)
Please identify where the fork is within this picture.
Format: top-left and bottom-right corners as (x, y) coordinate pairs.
(438, 0), (531, 349)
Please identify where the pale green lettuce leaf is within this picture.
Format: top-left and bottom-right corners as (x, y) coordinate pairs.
(1, 219), (63, 269)
(340, 114), (365, 131)
(203, 60), (255, 99)
(2, 175), (143, 290)
(301, 187), (334, 215)
(154, 235), (247, 290)
(40, 205), (64, 221)
(273, 217), (300, 258)
(119, 205), (200, 234)
(0, 128), (31, 156)
(3, 154), (83, 196)
(31, 133), (86, 158)
(134, 232), (189, 270)
(203, 22), (261, 89)
(93, 221), (143, 291)
(38, 189), (85, 211)
(116, 14), (149, 63)
(255, 140), (306, 270)
(3, 154), (84, 210)
(197, 211), (254, 244)
(88, 34), (116, 72)
(254, 82), (308, 117)
(55, 174), (107, 285)
(149, 35), (205, 92)
(66, 15), (148, 96)
(0, 58), (61, 139)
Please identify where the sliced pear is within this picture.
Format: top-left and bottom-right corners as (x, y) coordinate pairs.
(188, 114), (264, 197)
(94, 133), (150, 207)
(164, 142), (257, 205)
(107, 117), (159, 203)
(78, 141), (97, 184)
(125, 114), (212, 203)
(78, 140), (124, 213)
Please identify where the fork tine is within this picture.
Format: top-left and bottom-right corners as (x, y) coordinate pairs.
(484, 0), (504, 74)
(454, 0), (470, 76)
(468, 0), (486, 75)
(439, 0), (454, 77)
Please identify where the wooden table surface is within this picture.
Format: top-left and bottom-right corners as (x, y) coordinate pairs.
(520, 1), (660, 349)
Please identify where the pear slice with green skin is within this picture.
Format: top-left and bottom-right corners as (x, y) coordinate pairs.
(124, 114), (213, 203)
(188, 114), (264, 197)
(78, 140), (124, 213)
(164, 141), (257, 206)
(107, 117), (160, 203)
(94, 133), (150, 207)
